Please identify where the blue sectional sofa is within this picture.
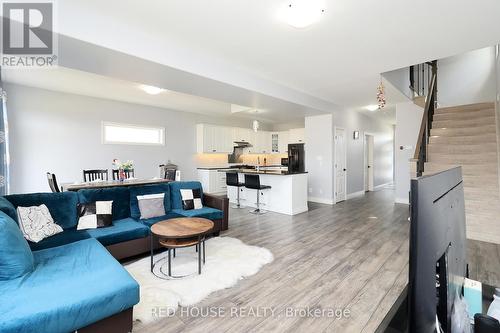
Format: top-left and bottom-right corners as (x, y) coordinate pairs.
(0, 181), (229, 333)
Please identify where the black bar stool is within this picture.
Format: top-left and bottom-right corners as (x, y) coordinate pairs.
(244, 174), (271, 215)
(226, 172), (245, 208)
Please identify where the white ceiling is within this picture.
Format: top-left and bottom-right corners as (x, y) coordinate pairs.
(2, 67), (288, 124)
(3, 1), (499, 125)
(54, 0), (500, 110)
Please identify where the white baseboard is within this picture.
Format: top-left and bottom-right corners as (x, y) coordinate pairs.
(346, 190), (365, 200)
(308, 197), (334, 205)
(395, 197), (409, 205)
(374, 182), (393, 190)
(292, 206), (310, 215)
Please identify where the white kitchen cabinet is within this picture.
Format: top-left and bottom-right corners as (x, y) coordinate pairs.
(196, 124), (232, 153)
(278, 131), (290, 153)
(288, 128), (305, 144)
(233, 127), (252, 143)
(255, 131), (272, 154)
(246, 131), (272, 154)
(197, 169), (227, 194)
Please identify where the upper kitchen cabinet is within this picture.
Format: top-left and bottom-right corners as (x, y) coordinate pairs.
(233, 127), (252, 143)
(256, 131), (272, 154)
(278, 131), (290, 153)
(196, 124), (233, 153)
(288, 128), (305, 144)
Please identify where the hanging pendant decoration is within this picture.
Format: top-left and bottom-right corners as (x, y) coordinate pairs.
(376, 79), (386, 110)
(252, 120), (260, 132)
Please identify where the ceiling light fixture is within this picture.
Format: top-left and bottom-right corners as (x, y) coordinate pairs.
(279, 0), (325, 28)
(365, 105), (379, 112)
(139, 85), (165, 95)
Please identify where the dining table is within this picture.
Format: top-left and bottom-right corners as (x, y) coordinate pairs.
(61, 178), (172, 192)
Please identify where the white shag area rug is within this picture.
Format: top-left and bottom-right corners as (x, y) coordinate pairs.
(125, 236), (273, 324)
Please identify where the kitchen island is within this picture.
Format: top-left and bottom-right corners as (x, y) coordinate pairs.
(222, 169), (308, 215)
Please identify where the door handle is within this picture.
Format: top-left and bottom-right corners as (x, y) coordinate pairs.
(343, 168), (347, 171)
(368, 166), (371, 168)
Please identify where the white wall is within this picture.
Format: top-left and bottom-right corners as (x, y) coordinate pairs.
(305, 111), (394, 204)
(6, 83), (266, 194)
(394, 102), (424, 204)
(333, 111), (394, 196)
(438, 46), (496, 107)
(304, 114), (334, 204)
(383, 67), (412, 99)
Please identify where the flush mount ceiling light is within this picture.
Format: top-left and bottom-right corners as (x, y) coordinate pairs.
(279, 0), (326, 28)
(365, 104), (379, 112)
(139, 84), (165, 95)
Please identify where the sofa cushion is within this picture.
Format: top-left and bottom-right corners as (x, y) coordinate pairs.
(129, 183), (171, 219)
(172, 207), (223, 221)
(86, 218), (150, 246)
(5, 192), (79, 229)
(0, 196), (17, 222)
(0, 212), (34, 280)
(78, 187), (130, 220)
(169, 181), (204, 210)
(0, 239), (139, 333)
(28, 228), (91, 251)
(139, 212), (184, 227)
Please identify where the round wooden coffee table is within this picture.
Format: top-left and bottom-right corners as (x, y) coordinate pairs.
(150, 217), (214, 278)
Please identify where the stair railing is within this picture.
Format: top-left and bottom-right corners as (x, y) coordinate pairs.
(409, 61), (437, 98)
(413, 63), (437, 177)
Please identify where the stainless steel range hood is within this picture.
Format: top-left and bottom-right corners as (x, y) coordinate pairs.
(228, 141), (252, 163)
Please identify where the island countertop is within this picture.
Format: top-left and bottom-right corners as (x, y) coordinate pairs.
(218, 169), (308, 176)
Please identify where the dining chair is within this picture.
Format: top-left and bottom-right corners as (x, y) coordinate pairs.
(83, 169), (109, 182)
(46, 172), (61, 193)
(164, 169), (177, 181)
(112, 169), (135, 180)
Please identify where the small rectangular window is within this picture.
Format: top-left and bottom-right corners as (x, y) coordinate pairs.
(102, 122), (165, 145)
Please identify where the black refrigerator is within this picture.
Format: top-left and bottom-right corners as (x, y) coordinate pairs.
(288, 143), (305, 173)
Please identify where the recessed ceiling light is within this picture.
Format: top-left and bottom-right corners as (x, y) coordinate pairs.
(139, 85), (165, 95)
(279, 0), (325, 28)
(365, 105), (379, 112)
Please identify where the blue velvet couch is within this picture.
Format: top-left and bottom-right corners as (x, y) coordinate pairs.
(0, 181), (229, 333)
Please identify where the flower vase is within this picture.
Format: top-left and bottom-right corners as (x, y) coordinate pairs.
(119, 168), (126, 182)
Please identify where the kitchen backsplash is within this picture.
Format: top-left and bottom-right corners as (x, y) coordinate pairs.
(239, 154), (286, 166)
(196, 153), (287, 167)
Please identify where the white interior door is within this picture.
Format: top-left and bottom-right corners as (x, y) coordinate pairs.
(335, 128), (347, 203)
(365, 134), (374, 191)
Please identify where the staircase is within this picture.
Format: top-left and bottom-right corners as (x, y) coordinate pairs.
(423, 102), (500, 243)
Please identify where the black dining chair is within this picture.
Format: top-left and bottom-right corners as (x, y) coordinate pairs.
(164, 169), (177, 181)
(83, 169), (109, 182)
(46, 172), (61, 193)
(112, 169), (135, 180)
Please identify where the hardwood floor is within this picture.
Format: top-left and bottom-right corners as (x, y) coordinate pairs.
(134, 188), (410, 333)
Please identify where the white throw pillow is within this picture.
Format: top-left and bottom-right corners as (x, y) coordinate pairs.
(17, 204), (63, 243)
(137, 193), (165, 219)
